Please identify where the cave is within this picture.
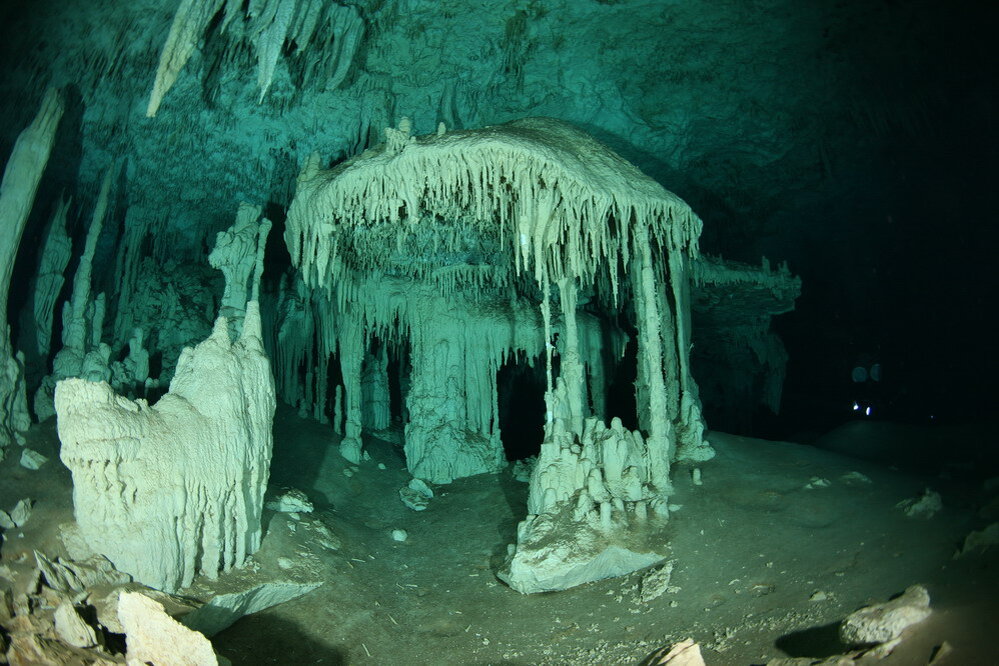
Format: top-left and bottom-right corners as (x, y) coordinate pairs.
(0, 0), (996, 664)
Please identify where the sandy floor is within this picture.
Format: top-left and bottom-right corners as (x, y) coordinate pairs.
(2, 408), (997, 665)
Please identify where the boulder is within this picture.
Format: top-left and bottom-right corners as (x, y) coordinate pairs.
(839, 585), (931, 647)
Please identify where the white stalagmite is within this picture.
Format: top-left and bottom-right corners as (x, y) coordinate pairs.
(284, 117), (709, 587)
(55, 301), (275, 593)
(0, 87), (64, 455)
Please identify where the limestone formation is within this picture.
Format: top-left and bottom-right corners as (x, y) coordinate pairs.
(55, 302), (275, 592)
(285, 117), (710, 589)
(690, 255), (801, 428)
(0, 87), (63, 456)
(111, 256), (218, 388)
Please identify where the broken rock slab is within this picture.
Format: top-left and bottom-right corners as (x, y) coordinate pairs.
(640, 560), (676, 603)
(35, 551), (132, 593)
(90, 583), (200, 635)
(766, 658), (855, 666)
(118, 590), (220, 666)
(180, 581), (322, 637)
(839, 584), (931, 647)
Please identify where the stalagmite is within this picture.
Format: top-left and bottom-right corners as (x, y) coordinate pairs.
(55, 302), (275, 592)
(0, 87), (64, 455)
(111, 327), (150, 395)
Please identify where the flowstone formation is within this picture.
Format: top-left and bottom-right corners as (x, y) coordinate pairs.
(55, 302), (275, 593)
(285, 116), (711, 590)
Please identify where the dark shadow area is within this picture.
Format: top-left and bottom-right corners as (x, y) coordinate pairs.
(497, 357), (545, 460)
(267, 403), (334, 510)
(774, 621), (846, 660)
(606, 334), (639, 430)
(212, 612), (346, 665)
(488, 471), (529, 576)
(261, 201), (293, 291)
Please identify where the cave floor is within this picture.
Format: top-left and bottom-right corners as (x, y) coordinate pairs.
(2, 408), (997, 665)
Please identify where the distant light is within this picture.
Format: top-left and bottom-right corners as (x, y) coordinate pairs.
(865, 406), (872, 416)
(852, 402), (860, 411)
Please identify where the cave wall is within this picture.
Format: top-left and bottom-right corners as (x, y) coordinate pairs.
(0, 0), (993, 433)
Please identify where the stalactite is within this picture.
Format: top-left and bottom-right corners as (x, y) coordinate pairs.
(253, 0), (295, 103)
(146, 0), (364, 114)
(146, 0), (227, 117)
